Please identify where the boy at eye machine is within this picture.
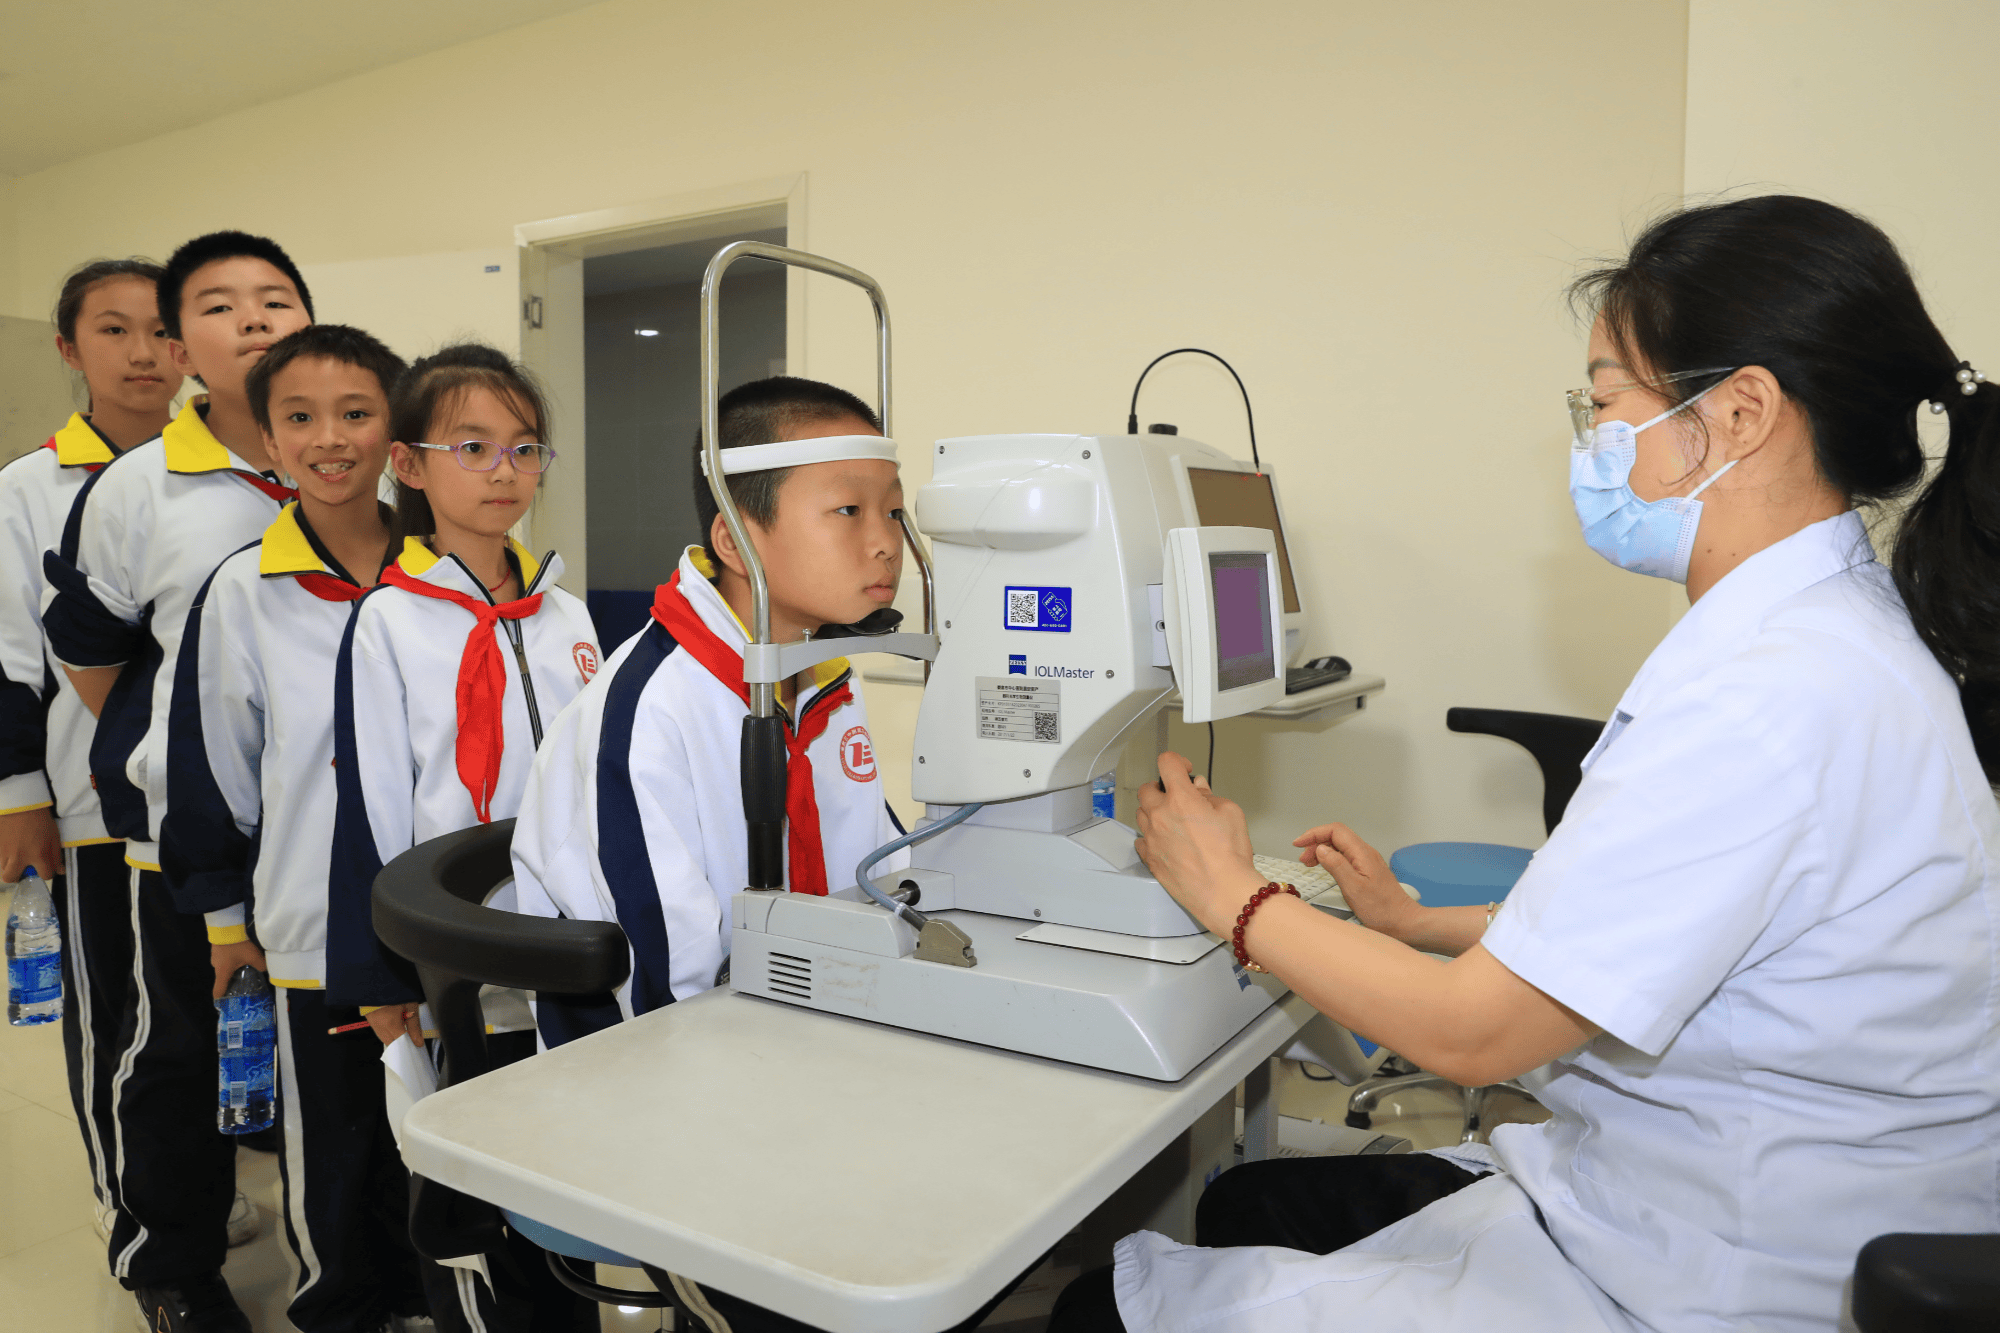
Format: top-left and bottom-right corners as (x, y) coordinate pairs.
(510, 376), (911, 1050)
(162, 324), (430, 1333)
(43, 229), (314, 1332)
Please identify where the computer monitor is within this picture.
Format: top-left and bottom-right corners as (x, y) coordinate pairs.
(1171, 460), (1306, 665)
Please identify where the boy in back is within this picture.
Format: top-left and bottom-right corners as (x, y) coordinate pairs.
(511, 376), (907, 1037)
(44, 230), (312, 1332)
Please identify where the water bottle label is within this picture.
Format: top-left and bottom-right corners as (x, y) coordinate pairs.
(226, 1020), (243, 1049)
(8, 954), (60, 1006)
(229, 1080), (248, 1110)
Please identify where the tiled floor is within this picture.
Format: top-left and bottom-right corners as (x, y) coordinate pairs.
(1, 883), (1545, 1332)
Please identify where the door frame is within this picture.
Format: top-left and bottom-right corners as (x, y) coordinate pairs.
(512, 173), (807, 591)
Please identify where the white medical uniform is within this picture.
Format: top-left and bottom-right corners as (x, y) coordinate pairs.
(1116, 510), (2000, 1332)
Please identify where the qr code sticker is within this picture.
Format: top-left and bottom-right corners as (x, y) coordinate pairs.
(1034, 712), (1059, 742)
(1008, 589), (1039, 627)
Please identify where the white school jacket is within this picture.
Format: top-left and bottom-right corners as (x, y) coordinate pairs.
(0, 414), (121, 844)
(1116, 510), (2000, 1333)
(326, 538), (597, 1007)
(161, 503), (384, 987)
(42, 398), (294, 868)
(511, 545), (903, 1025)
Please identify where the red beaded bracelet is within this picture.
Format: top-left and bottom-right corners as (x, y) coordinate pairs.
(1231, 882), (1301, 972)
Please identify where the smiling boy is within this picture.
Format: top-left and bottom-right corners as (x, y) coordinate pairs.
(511, 376), (909, 1042)
(42, 230), (312, 1332)
(162, 324), (430, 1333)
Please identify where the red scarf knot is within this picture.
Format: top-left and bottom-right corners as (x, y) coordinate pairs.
(650, 573), (851, 895)
(383, 562), (543, 824)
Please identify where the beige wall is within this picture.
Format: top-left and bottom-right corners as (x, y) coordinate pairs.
(1687, 0), (2000, 385)
(2, 0), (1692, 856)
(0, 315), (77, 463)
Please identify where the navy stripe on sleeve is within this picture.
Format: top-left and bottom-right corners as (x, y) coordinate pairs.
(0, 663), (52, 792)
(160, 551), (258, 914)
(593, 619), (684, 1017)
(85, 601), (157, 841)
(324, 591), (423, 1007)
(41, 551), (144, 668)
(43, 459), (142, 669)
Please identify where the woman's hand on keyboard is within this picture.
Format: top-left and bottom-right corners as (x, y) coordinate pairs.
(1292, 823), (1421, 943)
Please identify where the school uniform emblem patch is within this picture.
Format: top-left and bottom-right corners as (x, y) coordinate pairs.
(840, 725), (877, 782)
(573, 642), (599, 680)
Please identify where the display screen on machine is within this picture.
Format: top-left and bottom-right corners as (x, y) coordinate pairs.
(1209, 551), (1276, 692)
(1186, 468), (1301, 614)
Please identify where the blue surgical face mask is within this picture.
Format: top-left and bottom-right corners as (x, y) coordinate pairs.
(1569, 385), (1736, 583)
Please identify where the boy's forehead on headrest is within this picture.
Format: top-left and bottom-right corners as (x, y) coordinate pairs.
(707, 433), (899, 478)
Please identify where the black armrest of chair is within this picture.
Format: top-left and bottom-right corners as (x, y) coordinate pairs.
(1854, 1233), (2000, 1331)
(371, 818), (631, 1088)
(370, 818), (632, 1263)
(1445, 707), (1604, 834)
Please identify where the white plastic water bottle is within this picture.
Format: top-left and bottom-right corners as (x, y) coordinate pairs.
(216, 965), (275, 1133)
(1091, 771), (1117, 821)
(7, 866), (62, 1026)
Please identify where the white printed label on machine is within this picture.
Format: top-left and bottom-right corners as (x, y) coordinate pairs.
(976, 677), (1061, 743)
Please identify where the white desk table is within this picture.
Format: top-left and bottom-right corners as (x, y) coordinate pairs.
(402, 987), (1316, 1333)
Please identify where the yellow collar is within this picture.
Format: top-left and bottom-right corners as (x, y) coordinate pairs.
(50, 413), (115, 467)
(679, 544), (849, 688)
(161, 397), (236, 475)
(258, 504), (329, 578)
(397, 536), (542, 586)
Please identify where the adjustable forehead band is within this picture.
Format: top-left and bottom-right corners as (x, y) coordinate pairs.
(702, 434), (898, 478)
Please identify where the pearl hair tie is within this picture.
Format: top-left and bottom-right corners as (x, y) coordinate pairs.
(1930, 361), (1986, 412)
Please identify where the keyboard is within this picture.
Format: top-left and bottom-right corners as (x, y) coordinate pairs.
(1284, 656), (1352, 694)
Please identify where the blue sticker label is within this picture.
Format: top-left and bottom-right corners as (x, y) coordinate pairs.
(1008, 654), (1027, 675)
(1004, 586), (1071, 633)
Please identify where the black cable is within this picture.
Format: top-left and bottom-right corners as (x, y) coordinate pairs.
(1299, 1063), (1340, 1082)
(1126, 348), (1261, 474)
(1206, 721), (1216, 784)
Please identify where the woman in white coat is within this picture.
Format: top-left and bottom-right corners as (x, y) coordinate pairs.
(1054, 195), (2000, 1332)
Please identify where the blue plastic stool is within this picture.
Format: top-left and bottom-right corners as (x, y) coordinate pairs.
(1389, 841), (1534, 909)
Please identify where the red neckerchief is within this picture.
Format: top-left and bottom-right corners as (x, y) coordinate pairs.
(293, 573), (370, 603)
(41, 437), (108, 474)
(382, 562), (543, 824)
(231, 470), (298, 505)
(650, 571), (852, 896)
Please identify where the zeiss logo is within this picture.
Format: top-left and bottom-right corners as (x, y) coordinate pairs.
(1008, 654), (1027, 675)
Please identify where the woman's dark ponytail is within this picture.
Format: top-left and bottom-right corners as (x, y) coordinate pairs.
(1572, 195), (2000, 781)
(1893, 376), (2000, 777)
